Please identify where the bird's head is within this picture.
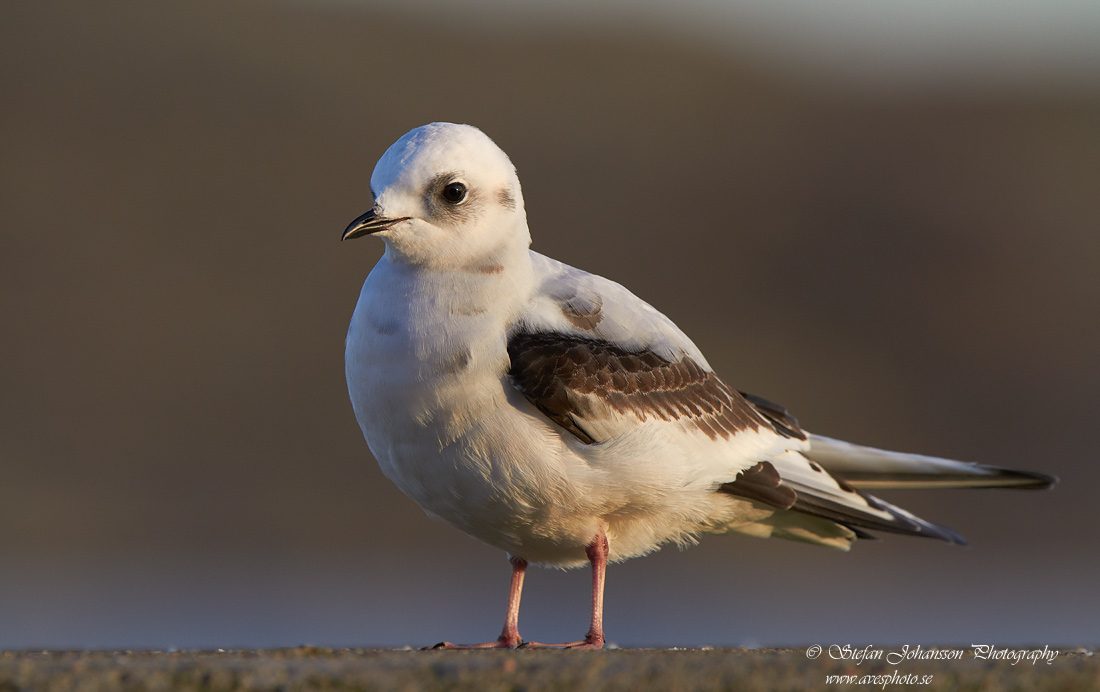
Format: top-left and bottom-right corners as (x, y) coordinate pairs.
(343, 123), (529, 269)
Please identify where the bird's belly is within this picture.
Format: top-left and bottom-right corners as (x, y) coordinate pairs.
(347, 335), (608, 562)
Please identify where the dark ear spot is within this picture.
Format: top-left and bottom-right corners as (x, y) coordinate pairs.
(497, 186), (516, 211)
(424, 172), (478, 225)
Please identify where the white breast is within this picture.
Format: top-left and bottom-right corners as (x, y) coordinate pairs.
(344, 255), (595, 557)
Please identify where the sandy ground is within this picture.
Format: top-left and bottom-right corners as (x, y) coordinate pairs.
(1, 647), (1096, 691)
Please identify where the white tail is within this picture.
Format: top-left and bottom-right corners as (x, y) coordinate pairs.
(805, 434), (1057, 490)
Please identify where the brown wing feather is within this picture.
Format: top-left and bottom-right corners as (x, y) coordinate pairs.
(506, 331), (767, 444)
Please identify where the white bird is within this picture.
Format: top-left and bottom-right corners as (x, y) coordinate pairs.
(342, 122), (1055, 649)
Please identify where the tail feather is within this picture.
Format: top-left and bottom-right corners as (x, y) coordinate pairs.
(805, 434), (1057, 490)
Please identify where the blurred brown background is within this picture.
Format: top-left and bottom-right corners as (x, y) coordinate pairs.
(1, 1), (1097, 649)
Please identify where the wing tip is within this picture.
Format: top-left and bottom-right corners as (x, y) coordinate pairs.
(975, 466), (1058, 490)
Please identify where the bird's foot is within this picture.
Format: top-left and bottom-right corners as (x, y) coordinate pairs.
(424, 634), (524, 650)
(517, 634), (604, 650)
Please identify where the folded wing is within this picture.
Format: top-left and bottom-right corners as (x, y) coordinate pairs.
(512, 251), (1055, 551)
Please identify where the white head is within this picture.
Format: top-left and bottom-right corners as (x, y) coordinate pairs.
(343, 123), (529, 269)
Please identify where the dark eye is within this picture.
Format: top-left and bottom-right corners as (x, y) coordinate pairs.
(441, 181), (468, 204)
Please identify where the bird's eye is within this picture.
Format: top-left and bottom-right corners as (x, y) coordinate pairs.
(442, 181), (468, 204)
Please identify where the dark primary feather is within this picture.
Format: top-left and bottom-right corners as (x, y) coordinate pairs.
(739, 391), (807, 440)
(785, 478), (967, 544)
(719, 461), (797, 509)
(720, 460), (968, 545)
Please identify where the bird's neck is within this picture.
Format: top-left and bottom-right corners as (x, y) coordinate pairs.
(371, 243), (534, 330)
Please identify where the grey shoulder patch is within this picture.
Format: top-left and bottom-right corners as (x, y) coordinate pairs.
(549, 286), (604, 331)
(560, 293), (603, 330)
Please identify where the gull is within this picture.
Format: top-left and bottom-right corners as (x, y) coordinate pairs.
(342, 122), (1056, 649)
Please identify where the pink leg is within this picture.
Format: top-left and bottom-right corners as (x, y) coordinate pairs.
(429, 556), (528, 649)
(520, 528), (609, 649)
(576, 528), (609, 648)
(497, 556), (527, 647)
